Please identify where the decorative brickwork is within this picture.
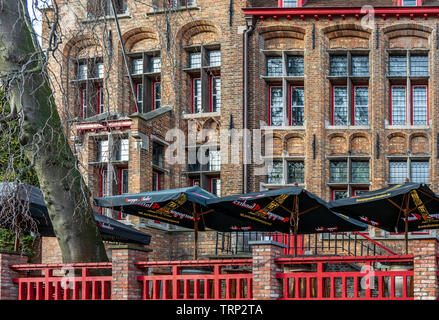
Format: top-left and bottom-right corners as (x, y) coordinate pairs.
(110, 245), (151, 300)
(412, 237), (439, 300)
(0, 252), (27, 300)
(250, 241), (285, 300)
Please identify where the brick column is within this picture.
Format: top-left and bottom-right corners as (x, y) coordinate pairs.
(250, 240), (286, 300)
(412, 237), (439, 300)
(0, 251), (28, 300)
(110, 245), (152, 300)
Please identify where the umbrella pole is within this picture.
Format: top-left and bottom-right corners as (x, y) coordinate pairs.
(293, 195), (299, 257)
(404, 194), (410, 255)
(193, 203), (198, 261)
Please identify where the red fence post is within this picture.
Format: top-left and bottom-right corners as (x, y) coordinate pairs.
(412, 237), (439, 300)
(250, 240), (286, 300)
(110, 245), (152, 300)
(0, 251), (27, 300)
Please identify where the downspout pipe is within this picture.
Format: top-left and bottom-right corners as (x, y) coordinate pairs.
(243, 18), (255, 194)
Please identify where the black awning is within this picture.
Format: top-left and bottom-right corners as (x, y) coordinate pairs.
(206, 186), (367, 234)
(329, 182), (439, 233)
(0, 182), (151, 245)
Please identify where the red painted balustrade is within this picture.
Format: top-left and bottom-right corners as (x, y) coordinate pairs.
(276, 255), (414, 300)
(10, 263), (112, 300)
(135, 259), (253, 300)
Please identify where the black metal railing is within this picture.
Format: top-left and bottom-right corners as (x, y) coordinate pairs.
(215, 231), (398, 257)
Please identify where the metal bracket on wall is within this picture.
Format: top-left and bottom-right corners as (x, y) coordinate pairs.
(436, 24), (439, 50)
(376, 134), (380, 159)
(437, 134), (439, 158)
(229, 0), (233, 27)
(312, 135), (316, 159)
(375, 23), (380, 50)
(312, 24), (316, 50)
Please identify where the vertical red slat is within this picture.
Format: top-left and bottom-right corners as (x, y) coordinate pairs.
(36, 281), (43, 300)
(92, 281), (99, 300)
(353, 276), (358, 299)
(214, 266), (221, 299)
(204, 279), (210, 300)
(64, 283), (71, 300)
(163, 280), (169, 300)
(18, 281), (26, 300)
(54, 281), (62, 300)
(331, 277), (335, 299)
(194, 279), (200, 300)
(378, 276), (384, 299)
(82, 268), (89, 300)
(73, 281), (80, 300)
(295, 276), (300, 298)
(403, 275), (408, 298)
(391, 276), (396, 298)
(226, 279), (232, 300)
(283, 277), (290, 299)
(306, 277), (311, 299)
(44, 269), (52, 300)
(143, 280), (149, 300)
(248, 278), (253, 300)
(152, 280), (159, 300)
(236, 278), (242, 300)
(317, 263), (324, 299)
(183, 280), (190, 300)
(27, 281), (35, 300)
(172, 266), (179, 300)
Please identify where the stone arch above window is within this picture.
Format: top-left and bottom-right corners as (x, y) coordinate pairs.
(285, 135), (305, 156)
(178, 20), (220, 47)
(63, 36), (101, 59)
(409, 134), (430, 155)
(265, 134), (284, 157)
(122, 27), (159, 52)
(201, 118), (221, 144)
(328, 134), (348, 155)
(258, 25), (305, 50)
(383, 24), (432, 49)
(387, 133), (408, 155)
(322, 24), (371, 50)
(350, 134), (370, 155)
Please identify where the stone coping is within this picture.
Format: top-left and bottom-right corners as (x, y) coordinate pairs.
(108, 244), (152, 253)
(248, 240), (288, 248)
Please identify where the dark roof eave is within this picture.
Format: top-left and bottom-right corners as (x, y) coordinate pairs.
(242, 6), (439, 17)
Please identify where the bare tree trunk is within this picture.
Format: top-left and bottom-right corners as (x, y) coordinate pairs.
(0, 0), (108, 262)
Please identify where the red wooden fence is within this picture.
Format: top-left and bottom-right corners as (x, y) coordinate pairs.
(276, 255), (414, 300)
(135, 259), (253, 300)
(10, 263), (112, 300)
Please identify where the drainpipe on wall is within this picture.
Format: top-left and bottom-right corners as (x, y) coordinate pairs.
(243, 17), (255, 194)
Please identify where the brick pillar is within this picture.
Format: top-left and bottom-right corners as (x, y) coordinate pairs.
(0, 251), (28, 300)
(412, 237), (439, 300)
(110, 245), (152, 300)
(250, 240), (286, 300)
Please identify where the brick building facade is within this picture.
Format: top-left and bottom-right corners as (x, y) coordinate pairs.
(39, 0), (438, 263)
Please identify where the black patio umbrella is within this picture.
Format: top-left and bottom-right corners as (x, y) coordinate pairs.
(328, 182), (439, 254)
(206, 186), (367, 256)
(0, 182), (151, 246)
(94, 186), (224, 259)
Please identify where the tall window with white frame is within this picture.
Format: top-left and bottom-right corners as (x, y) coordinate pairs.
(265, 54), (305, 127)
(389, 52), (429, 126)
(75, 58), (104, 119)
(129, 52), (161, 113)
(186, 47), (221, 114)
(329, 52), (370, 126)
